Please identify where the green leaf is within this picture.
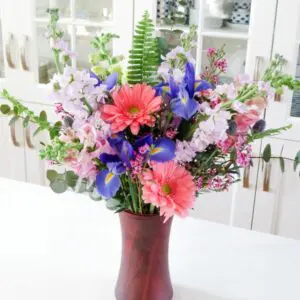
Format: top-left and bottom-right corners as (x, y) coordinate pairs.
(50, 178), (68, 194)
(39, 111), (48, 122)
(0, 104), (11, 114)
(9, 116), (18, 125)
(47, 169), (58, 182)
(106, 198), (121, 211)
(65, 170), (79, 188)
(33, 127), (43, 136)
(279, 157), (285, 173)
(89, 188), (103, 201)
(263, 144), (272, 163)
(23, 115), (30, 128)
(294, 151), (300, 171)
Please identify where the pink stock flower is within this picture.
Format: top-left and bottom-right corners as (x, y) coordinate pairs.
(141, 161), (196, 221)
(165, 129), (177, 139)
(235, 110), (260, 133)
(101, 84), (162, 135)
(217, 136), (236, 154)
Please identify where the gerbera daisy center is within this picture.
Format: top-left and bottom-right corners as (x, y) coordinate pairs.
(128, 107), (140, 114)
(162, 183), (172, 195)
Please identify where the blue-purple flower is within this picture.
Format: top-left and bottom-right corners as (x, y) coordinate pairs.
(90, 72), (118, 90)
(169, 63), (212, 120)
(96, 169), (121, 198)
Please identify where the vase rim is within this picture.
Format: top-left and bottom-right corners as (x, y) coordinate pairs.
(120, 210), (169, 220)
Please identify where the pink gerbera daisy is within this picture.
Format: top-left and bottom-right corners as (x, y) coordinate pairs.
(101, 84), (162, 135)
(141, 161), (197, 221)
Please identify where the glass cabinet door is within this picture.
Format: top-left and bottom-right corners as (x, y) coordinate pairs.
(135, 0), (276, 83)
(15, 0), (133, 104)
(265, 0), (300, 142)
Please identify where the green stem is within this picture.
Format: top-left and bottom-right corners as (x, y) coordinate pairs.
(128, 176), (138, 214)
(82, 98), (93, 114)
(149, 204), (156, 215)
(53, 50), (63, 74)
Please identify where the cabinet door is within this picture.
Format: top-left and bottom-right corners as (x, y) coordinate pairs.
(0, 100), (26, 182)
(135, 0), (277, 81)
(252, 138), (300, 240)
(22, 102), (60, 186)
(13, 0), (134, 105)
(265, 0), (300, 142)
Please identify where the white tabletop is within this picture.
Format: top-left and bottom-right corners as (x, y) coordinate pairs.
(0, 178), (300, 300)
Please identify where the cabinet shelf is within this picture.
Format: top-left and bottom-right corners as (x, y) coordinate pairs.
(34, 17), (114, 28)
(200, 28), (249, 40)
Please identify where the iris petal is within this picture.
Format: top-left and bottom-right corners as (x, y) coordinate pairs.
(119, 140), (134, 167)
(150, 138), (176, 162)
(169, 76), (180, 98)
(184, 62), (196, 98)
(90, 71), (102, 87)
(171, 88), (199, 120)
(134, 134), (153, 150)
(99, 153), (120, 163)
(96, 170), (121, 198)
(105, 72), (118, 90)
(195, 80), (212, 92)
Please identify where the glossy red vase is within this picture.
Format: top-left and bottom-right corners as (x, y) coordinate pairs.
(115, 211), (173, 300)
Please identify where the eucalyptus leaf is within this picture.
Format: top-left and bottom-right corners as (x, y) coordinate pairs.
(39, 111), (48, 122)
(23, 115), (30, 128)
(106, 198), (121, 210)
(279, 157), (285, 173)
(47, 169), (58, 182)
(50, 178), (68, 194)
(294, 151), (300, 171)
(89, 188), (103, 201)
(0, 104), (11, 114)
(263, 144), (272, 163)
(65, 170), (79, 188)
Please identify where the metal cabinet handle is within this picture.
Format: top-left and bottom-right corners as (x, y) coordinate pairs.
(25, 127), (35, 149)
(10, 123), (20, 147)
(274, 93), (282, 102)
(243, 166), (250, 188)
(20, 35), (30, 71)
(263, 162), (272, 192)
(5, 33), (16, 69)
(253, 56), (263, 82)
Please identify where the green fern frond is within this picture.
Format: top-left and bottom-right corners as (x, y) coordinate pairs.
(127, 11), (159, 86)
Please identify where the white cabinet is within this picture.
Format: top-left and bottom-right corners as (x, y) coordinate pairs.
(0, 0), (299, 236)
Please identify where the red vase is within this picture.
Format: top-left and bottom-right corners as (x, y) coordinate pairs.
(115, 211), (173, 300)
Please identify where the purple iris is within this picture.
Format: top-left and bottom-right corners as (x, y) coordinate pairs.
(135, 135), (176, 162)
(169, 63), (212, 120)
(90, 71), (118, 90)
(96, 169), (121, 198)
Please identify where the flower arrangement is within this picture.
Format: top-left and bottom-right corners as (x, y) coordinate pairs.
(1, 10), (300, 221)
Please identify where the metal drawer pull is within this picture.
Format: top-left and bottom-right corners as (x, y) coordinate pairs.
(253, 56), (263, 82)
(243, 166), (250, 188)
(10, 123), (20, 147)
(274, 93), (282, 102)
(5, 33), (16, 69)
(20, 35), (30, 71)
(263, 162), (272, 192)
(25, 127), (35, 149)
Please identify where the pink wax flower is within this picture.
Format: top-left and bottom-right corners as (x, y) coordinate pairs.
(207, 48), (217, 57)
(217, 136), (236, 154)
(101, 84), (162, 135)
(215, 58), (228, 73)
(235, 110), (260, 133)
(141, 161), (196, 221)
(165, 129), (177, 139)
(54, 103), (64, 114)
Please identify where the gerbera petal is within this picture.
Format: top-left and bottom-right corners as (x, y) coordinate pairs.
(96, 170), (121, 198)
(150, 138), (176, 162)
